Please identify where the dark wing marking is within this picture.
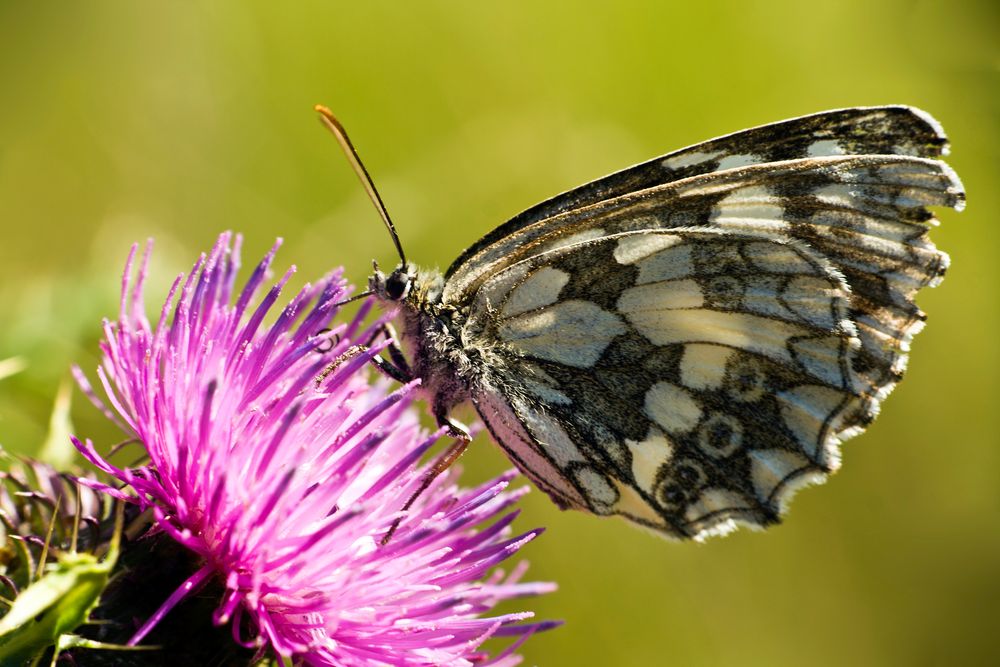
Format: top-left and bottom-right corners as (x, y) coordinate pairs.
(446, 106), (950, 281)
(467, 230), (869, 539)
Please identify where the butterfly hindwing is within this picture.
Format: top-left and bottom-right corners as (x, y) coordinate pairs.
(465, 229), (869, 538)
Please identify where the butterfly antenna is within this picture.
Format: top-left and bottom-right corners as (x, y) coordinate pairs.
(315, 105), (408, 267)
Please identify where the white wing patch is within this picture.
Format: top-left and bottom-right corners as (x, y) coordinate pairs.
(812, 183), (862, 208)
(633, 244), (695, 284)
(710, 185), (788, 232)
(498, 300), (626, 368)
(781, 275), (846, 328)
(501, 266), (570, 318)
(611, 480), (669, 527)
(618, 279), (705, 311)
(807, 139), (845, 156)
(679, 344), (732, 391)
(776, 385), (854, 466)
(624, 308), (804, 361)
(660, 149), (722, 170)
(716, 153), (763, 170)
(626, 427), (674, 494)
(572, 467), (619, 513)
(613, 233), (683, 264)
(644, 381), (702, 435)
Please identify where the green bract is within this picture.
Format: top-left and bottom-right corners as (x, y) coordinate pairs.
(0, 507), (136, 667)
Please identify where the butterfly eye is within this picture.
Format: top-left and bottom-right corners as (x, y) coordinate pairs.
(385, 271), (410, 300)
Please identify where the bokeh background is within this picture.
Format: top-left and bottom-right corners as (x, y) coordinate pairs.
(1, 1), (997, 665)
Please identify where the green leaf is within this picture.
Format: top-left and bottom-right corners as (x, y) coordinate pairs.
(37, 378), (76, 470)
(0, 505), (123, 665)
(0, 358), (26, 384)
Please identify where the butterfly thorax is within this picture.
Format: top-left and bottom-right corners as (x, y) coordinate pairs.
(370, 263), (497, 420)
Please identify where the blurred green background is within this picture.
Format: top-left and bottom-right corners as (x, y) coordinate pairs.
(1, 1), (997, 665)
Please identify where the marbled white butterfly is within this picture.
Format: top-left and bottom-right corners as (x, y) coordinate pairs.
(317, 106), (964, 541)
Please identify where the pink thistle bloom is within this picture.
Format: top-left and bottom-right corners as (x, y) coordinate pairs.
(73, 233), (556, 666)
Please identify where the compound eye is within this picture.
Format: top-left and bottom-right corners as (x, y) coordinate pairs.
(385, 272), (409, 300)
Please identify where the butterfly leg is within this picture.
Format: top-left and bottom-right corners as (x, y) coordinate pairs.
(314, 342), (412, 386)
(313, 321), (412, 382)
(332, 321), (413, 383)
(437, 412), (472, 441)
(366, 352), (412, 383)
(369, 322), (412, 378)
(381, 422), (472, 546)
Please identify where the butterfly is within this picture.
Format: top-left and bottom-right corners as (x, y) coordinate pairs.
(316, 105), (964, 541)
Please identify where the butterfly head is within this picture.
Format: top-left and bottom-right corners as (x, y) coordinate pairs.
(370, 261), (415, 302)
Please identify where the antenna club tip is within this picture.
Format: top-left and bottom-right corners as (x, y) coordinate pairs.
(313, 106), (407, 266)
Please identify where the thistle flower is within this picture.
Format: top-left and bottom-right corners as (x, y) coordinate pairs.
(72, 233), (556, 665)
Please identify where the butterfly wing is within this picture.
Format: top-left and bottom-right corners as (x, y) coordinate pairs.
(448, 109), (963, 538)
(446, 105), (950, 284)
(468, 229), (867, 538)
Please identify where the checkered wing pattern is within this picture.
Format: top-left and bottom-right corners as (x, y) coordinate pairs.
(449, 106), (962, 539)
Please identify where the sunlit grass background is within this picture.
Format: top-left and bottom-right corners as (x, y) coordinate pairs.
(1, 2), (997, 665)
